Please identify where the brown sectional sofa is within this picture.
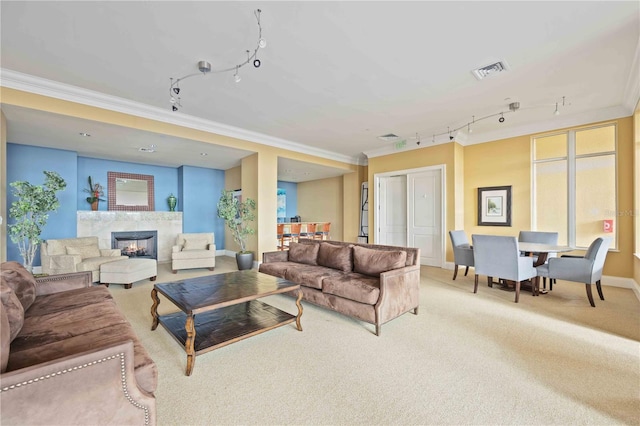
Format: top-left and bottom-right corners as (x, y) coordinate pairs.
(259, 239), (421, 335)
(0, 261), (157, 425)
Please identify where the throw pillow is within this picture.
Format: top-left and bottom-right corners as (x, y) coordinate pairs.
(0, 261), (36, 311)
(288, 242), (319, 266)
(317, 243), (353, 272)
(183, 238), (209, 251)
(0, 282), (24, 343)
(352, 246), (407, 277)
(66, 244), (101, 259)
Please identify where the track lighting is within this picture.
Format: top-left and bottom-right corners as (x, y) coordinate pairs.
(554, 103), (560, 115)
(498, 113), (505, 123)
(168, 9), (266, 110)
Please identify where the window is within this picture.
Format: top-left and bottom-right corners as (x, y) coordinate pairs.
(532, 124), (617, 249)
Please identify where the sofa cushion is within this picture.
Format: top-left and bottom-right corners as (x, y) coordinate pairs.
(10, 286), (157, 394)
(317, 243), (353, 272)
(66, 244), (101, 260)
(288, 242), (319, 266)
(353, 245), (407, 277)
(259, 262), (305, 279)
(322, 273), (381, 305)
(0, 282), (24, 342)
(1, 261), (37, 311)
(183, 237), (209, 250)
(284, 265), (344, 290)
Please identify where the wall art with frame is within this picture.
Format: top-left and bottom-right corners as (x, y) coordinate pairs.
(477, 185), (512, 226)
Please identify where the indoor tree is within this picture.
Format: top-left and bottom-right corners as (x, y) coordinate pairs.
(217, 189), (256, 269)
(8, 171), (67, 273)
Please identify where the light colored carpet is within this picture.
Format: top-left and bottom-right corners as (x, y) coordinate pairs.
(108, 257), (640, 425)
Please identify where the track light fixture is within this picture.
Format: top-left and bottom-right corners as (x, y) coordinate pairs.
(410, 96), (569, 145)
(168, 9), (266, 111)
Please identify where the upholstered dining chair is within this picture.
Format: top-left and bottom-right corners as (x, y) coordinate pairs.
(472, 234), (539, 303)
(276, 223), (285, 251)
(315, 222), (331, 240)
(536, 237), (611, 307)
(449, 230), (474, 280)
(518, 231), (559, 290)
(282, 223), (301, 249)
(299, 222), (317, 239)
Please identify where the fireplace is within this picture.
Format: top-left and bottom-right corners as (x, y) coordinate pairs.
(111, 231), (158, 260)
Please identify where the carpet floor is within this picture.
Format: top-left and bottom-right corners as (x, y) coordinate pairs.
(107, 257), (640, 425)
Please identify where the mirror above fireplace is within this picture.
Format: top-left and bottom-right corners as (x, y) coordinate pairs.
(108, 171), (155, 211)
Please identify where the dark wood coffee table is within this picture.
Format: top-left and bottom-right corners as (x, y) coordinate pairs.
(150, 270), (302, 376)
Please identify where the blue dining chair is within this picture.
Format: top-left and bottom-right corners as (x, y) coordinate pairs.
(536, 237), (611, 307)
(472, 234), (539, 303)
(449, 230), (474, 280)
(518, 231), (559, 290)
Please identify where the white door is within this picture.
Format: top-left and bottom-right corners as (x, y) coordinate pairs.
(378, 176), (407, 246)
(408, 170), (442, 266)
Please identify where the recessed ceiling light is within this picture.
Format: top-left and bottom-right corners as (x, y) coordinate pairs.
(79, 132), (91, 137)
(200, 152), (208, 156)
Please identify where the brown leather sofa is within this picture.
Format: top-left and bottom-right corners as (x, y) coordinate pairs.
(0, 261), (156, 425)
(259, 239), (421, 335)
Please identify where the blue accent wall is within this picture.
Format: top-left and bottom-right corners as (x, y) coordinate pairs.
(277, 181), (298, 220)
(6, 143), (231, 265)
(179, 166), (226, 249)
(7, 144), (78, 265)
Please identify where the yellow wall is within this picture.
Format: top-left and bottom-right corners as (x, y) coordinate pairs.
(298, 176), (344, 241)
(461, 118), (633, 277)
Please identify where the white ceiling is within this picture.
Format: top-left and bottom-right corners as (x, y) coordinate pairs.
(1, 1), (639, 180)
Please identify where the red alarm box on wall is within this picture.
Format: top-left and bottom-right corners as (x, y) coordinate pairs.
(603, 219), (613, 233)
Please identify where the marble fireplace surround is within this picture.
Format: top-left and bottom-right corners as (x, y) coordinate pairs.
(77, 211), (182, 262)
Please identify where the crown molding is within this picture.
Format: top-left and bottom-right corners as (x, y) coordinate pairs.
(0, 68), (360, 165)
(364, 104), (632, 158)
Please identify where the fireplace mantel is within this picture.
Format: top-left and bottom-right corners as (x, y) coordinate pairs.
(77, 211), (182, 262)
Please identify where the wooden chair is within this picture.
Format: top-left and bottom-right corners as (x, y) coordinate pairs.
(315, 222), (331, 240)
(299, 223), (317, 239)
(282, 223), (301, 249)
(276, 223), (285, 251)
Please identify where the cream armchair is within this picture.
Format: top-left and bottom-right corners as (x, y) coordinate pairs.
(172, 233), (216, 273)
(41, 236), (127, 282)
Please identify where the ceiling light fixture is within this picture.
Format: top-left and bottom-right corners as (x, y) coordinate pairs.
(168, 9), (266, 111)
(413, 96), (568, 145)
(79, 132), (91, 137)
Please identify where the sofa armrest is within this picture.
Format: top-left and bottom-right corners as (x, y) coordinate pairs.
(41, 254), (81, 275)
(207, 244), (216, 252)
(376, 264), (421, 323)
(0, 340), (156, 425)
(35, 271), (92, 296)
(262, 251), (289, 263)
(100, 248), (123, 257)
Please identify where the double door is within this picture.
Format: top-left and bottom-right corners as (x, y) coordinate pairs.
(377, 167), (443, 267)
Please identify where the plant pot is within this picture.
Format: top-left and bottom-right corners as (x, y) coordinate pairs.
(235, 252), (254, 270)
(91, 200), (99, 211)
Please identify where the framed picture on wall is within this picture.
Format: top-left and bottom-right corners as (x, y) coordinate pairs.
(478, 185), (512, 226)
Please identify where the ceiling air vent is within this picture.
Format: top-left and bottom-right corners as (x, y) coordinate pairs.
(472, 61), (509, 80)
(377, 133), (400, 142)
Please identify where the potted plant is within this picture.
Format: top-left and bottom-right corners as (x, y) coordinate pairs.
(216, 189), (256, 270)
(8, 171), (67, 273)
(84, 176), (105, 210)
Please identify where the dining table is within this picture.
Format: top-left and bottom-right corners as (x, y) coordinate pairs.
(518, 242), (574, 294)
